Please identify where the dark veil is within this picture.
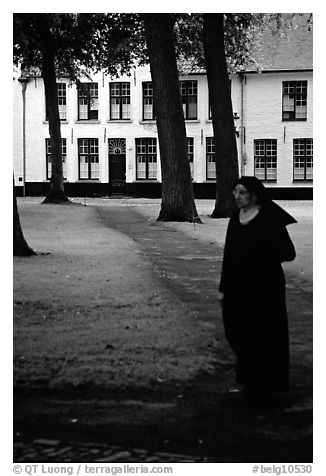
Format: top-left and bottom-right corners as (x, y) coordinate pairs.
(235, 176), (297, 226)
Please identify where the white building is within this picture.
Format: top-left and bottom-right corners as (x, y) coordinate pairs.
(13, 24), (313, 199)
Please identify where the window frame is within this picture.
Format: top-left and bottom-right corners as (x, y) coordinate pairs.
(282, 80), (308, 122)
(253, 139), (278, 182)
(45, 138), (67, 180)
(142, 82), (155, 121)
(78, 138), (100, 180)
(135, 138), (158, 181)
(109, 82), (131, 120)
(206, 137), (216, 181)
(77, 82), (99, 121)
(180, 80), (198, 120)
(293, 138), (313, 181)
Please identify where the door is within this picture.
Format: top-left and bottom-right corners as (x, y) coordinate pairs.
(108, 138), (126, 195)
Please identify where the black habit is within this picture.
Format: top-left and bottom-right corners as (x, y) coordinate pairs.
(219, 206), (296, 392)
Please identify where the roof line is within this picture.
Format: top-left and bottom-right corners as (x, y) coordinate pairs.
(187, 68), (313, 76)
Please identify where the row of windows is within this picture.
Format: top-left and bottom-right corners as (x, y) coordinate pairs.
(45, 137), (313, 182)
(49, 80), (199, 121)
(253, 138), (313, 181)
(49, 80), (309, 122)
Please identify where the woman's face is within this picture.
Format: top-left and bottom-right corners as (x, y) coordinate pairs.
(233, 184), (257, 209)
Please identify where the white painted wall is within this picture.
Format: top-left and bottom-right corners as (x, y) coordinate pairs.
(13, 65), (313, 189)
(242, 72), (313, 187)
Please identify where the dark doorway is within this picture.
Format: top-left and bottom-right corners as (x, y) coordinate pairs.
(108, 139), (127, 195)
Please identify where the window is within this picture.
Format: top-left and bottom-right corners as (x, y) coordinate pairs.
(136, 138), (157, 180)
(78, 83), (98, 120)
(142, 82), (155, 120)
(180, 80), (197, 119)
(110, 82), (131, 120)
(45, 138), (67, 180)
(206, 137), (216, 180)
(254, 139), (277, 181)
(78, 138), (99, 180)
(293, 138), (313, 181)
(282, 81), (307, 121)
(187, 137), (194, 179)
(46, 83), (67, 121)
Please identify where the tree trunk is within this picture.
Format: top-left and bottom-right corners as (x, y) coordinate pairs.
(203, 14), (239, 218)
(144, 14), (200, 222)
(13, 179), (35, 256)
(39, 16), (69, 204)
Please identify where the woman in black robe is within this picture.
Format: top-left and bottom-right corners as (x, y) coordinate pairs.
(218, 177), (296, 395)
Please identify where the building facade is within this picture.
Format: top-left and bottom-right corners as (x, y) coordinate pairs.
(13, 64), (313, 199)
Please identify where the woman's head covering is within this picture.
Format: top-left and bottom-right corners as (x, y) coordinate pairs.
(235, 176), (297, 226)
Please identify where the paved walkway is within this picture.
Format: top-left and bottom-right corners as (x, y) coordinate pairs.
(14, 439), (210, 462)
(95, 205), (222, 325)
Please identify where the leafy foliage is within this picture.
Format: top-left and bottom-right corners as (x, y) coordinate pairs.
(174, 13), (312, 74)
(13, 13), (144, 80)
(13, 13), (313, 80)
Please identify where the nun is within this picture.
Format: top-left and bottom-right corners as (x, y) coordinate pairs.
(218, 176), (296, 397)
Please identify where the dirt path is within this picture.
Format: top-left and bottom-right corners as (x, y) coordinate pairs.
(14, 202), (312, 462)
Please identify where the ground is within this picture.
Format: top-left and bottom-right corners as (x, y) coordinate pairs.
(14, 198), (313, 463)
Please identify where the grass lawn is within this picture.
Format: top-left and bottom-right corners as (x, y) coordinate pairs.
(14, 201), (216, 390)
(14, 198), (313, 462)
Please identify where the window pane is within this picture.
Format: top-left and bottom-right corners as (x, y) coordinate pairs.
(110, 83), (120, 96)
(90, 156), (99, 179)
(180, 82), (187, 96)
(207, 156), (216, 179)
(111, 98), (120, 119)
(283, 95), (295, 111)
(254, 140), (265, 156)
(90, 97), (99, 111)
(188, 81), (197, 95)
(122, 98), (131, 119)
(187, 96), (197, 119)
(206, 137), (215, 154)
(89, 83), (98, 97)
(58, 104), (66, 120)
(143, 82), (153, 96)
(147, 139), (156, 154)
(121, 83), (130, 96)
(306, 158), (313, 180)
(79, 139), (89, 154)
(266, 159), (277, 180)
(144, 98), (153, 120)
(57, 83), (66, 99)
(148, 156), (157, 179)
(295, 105), (307, 119)
(90, 139), (98, 154)
(136, 156), (146, 179)
(79, 156), (89, 179)
(306, 140), (313, 155)
(136, 139), (146, 154)
(79, 98), (88, 119)
(254, 157), (266, 180)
